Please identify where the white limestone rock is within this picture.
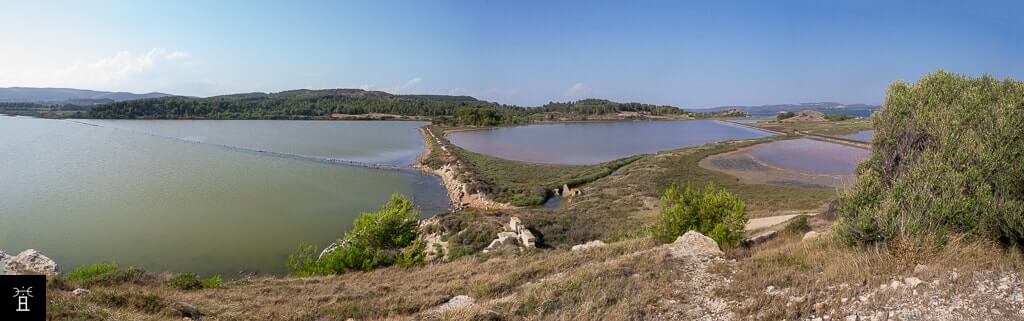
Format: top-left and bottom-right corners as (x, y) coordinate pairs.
(667, 231), (723, 258)
(3, 249), (59, 275)
(571, 240), (608, 251)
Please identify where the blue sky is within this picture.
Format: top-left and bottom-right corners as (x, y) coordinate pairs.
(1, 0), (1020, 107)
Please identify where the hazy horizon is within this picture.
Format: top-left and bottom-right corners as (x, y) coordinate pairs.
(2, 1), (1020, 107)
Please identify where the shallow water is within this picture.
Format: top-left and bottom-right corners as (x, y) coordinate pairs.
(843, 130), (874, 142)
(81, 119), (430, 165)
(448, 120), (772, 164)
(0, 117), (448, 276)
(749, 138), (869, 175)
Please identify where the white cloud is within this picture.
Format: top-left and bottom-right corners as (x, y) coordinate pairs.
(358, 77), (424, 94)
(478, 87), (520, 103)
(390, 77), (422, 94)
(564, 82), (591, 98)
(11, 48), (198, 93)
(447, 87), (467, 96)
(165, 51), (192, 61)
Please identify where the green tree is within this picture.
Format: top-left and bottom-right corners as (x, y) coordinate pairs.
(288, 194), (426, 276)
(837, 70), (1024, 245)
(653, 183), (747, 246)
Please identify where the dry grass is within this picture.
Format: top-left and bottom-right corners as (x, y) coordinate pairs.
(724, 231), (1024, 320)
(51, 238), (707, 321)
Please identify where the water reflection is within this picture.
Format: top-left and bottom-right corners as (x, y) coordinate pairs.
(749, 139), (869, 175)
(448, 120), (772, 164)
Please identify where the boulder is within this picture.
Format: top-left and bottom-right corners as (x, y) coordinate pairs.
(519, 229), (536, 248)
(3, 249), (59, 275)
(667, 231), (723, 258)
(802, 231), (821, 242)
(509, 217), (525, 234)
(904, 277), (923, 288)
(433, 295), (476, 312)
(571, 240), (607, 251)
(170, 302), (204, 320)
(482, 217), (537, 254)
(0, 251), (8, 274)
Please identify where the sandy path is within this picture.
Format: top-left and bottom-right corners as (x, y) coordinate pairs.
(745, 212), (817, 231)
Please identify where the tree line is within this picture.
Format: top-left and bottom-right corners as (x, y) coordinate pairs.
(81, 89), (689, 126)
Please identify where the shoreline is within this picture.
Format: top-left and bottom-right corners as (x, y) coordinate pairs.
(414, 126), (517, 210)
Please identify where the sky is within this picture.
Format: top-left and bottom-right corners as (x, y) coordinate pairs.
(0, 0), (1020, 108)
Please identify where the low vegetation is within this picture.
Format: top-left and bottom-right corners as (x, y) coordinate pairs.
(837, 71), (1024, 245)
(824, 113), (852, 121)
(650, 138), (836, 216)
(755, 117), (872, 135)
(455, 147), (642, 206)
(62, 263), (148, 287)
(425, 126), (641, 206)
(654, 183), (747, 246)
(81, 89), (691, 125)
(67, 262), (120, 282)
(288, 194), (426, 276)
(777, 111), (796, 120)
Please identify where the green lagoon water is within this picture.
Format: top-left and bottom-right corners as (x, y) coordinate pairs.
(0, 117), (448, 276)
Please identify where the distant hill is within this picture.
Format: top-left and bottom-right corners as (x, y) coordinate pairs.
(85, 88), (508, 123)
(0, 87), (174, 105)
(85, 90), (690, 126)
(703, 102), (879, 117)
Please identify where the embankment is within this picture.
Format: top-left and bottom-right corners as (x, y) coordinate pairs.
(415, 127), (517, 210)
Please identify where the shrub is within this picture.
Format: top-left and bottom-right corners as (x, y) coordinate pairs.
(653, 183), (747, 246)
(200, 275), (223, 288)
(65, 263), (148, 287)
(825, 113), (852, 121)
(169, 273), (202, 290)
(782, 216), (811, 235)
(67, 262), (119, 282)
(83, 267), (146, 286)
(777, 111), (796, 120)
(837, 71), (1024, 245)
(288, 193), (426, 276)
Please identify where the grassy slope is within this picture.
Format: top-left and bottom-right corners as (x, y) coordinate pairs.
(50, 238), (691, 321)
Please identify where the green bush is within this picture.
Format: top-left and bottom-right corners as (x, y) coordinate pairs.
(837, 70), (1024, 245)
(288, 194), (426, 276)
(200, 275), (223, 288)
(84, 267), (146, 286)
(653, 183), (747, 246)
(782, 216), (811, 235)
(825, 113), (852, 121)
(169, 273), (202, 290)
(777, 111), (796, 120)
(65, 263), (148, 287)
(67, 262), (119, 282)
